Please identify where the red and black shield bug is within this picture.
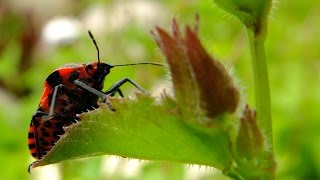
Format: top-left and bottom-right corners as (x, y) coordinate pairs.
(28, 31), (162, 173)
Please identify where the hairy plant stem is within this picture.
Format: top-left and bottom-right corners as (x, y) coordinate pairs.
(247, 29), (272, 146)
(247, 27), (275, 179)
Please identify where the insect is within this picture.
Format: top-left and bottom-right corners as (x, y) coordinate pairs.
(28, 31), (162, 172)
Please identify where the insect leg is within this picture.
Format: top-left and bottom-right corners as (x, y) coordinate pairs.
(107, 89), (124, 98)
(48, 84), (61, 117)
(104, 78), (147, 96)
(41, 84), (64, 121)
(28, 160), (39, 173)
(73, 79), (115, 111)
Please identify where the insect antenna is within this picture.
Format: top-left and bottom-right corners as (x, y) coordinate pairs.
(88, 30), (100, 64)
(112, 62), (164, 67)
(88, 30), (164, 68)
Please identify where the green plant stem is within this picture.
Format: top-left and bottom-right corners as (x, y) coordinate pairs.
(247, 28), (275, 179)
(247, 29), (273, 148)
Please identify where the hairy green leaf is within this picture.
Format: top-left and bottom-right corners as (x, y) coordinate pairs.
(33, 95), (233, 170)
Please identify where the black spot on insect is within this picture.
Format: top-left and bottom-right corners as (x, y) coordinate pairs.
(55, 122), (64, 128)
(46, 71), (63, 87)
(32, 119), (40, 126)
(40, 141), (49, 146)
(39, 137), (44, 142)
(86, 64), (93, 71)
(28, 132), (35, 138)
(68, 71), (80, 82)
(44, 121), (52, 128)
(29, 144), (36, 149)
(62, 99), (69, 106)
(41, 131), (50, 137)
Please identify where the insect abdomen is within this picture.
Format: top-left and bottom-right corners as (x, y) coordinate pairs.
(28, 123), (39, 159)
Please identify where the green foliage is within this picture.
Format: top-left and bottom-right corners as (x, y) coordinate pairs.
(34, 96), (233, 170)
(0, 0), (319, 179)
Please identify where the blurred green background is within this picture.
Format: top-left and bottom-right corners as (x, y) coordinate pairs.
(0, 0), (319, 179)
